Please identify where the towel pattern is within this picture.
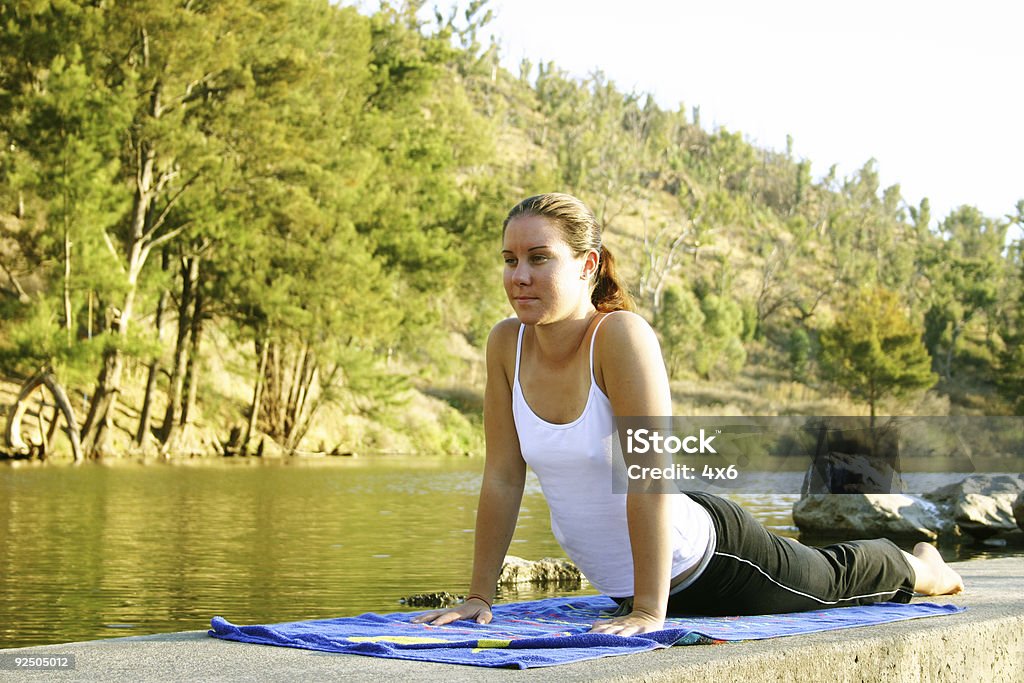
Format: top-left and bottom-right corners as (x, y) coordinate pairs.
(209, 595), (964, 669)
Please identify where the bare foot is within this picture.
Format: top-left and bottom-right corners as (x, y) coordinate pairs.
(909, 542), (965, 596)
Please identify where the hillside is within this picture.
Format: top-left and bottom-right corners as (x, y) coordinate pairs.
(1, 1), (1020, 461)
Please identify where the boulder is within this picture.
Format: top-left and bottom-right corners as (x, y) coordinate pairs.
(923, 474), (1024, 540)
(1015, 491), (1024, 533)
(800, 419), (905, 495)
(792, 493), (948, 541)
(801, 450), (905, 495)
(498, 556), (584, 587)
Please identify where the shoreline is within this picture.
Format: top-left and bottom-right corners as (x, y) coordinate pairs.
(0, 450), (477, 466)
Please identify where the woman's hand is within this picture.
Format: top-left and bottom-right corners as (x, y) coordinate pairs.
(588, 609), (665, 636)
(410, 598), (493, 626)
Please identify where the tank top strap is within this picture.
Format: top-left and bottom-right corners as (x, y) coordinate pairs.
(514, 323), (526, 387)
(589, 311), (623, 379)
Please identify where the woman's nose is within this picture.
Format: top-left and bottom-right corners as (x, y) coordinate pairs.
(513, 263), (530, 285)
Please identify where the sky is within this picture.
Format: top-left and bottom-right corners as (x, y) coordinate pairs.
(366, 1), (1023, 239)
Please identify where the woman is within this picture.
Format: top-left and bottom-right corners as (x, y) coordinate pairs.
(413, 193), (963, 636)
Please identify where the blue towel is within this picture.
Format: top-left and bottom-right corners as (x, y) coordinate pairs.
(209, 595), (964, 669)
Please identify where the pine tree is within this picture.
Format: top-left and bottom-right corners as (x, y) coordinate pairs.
(820, 287), (937, 419)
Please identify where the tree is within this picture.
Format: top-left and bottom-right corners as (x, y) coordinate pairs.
(920, 206), (1007, 379)
(753, 215), (834, 337)
(0, 3), (131, 456)
(997, 221), (1024, 413)
(655, 285), (704, 379)
(692, 291), (747, 380)
(39, 0), (265, 456)
(999, 338), (1024, 415)
(820, 287), (937, 419)
(637, 195), (706, 317)
(654, 284), (746, 381)
(787, 326), (812, 382)
(819, 160), (912, 292)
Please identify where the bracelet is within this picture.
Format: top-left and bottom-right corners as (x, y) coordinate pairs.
(464, 593), (492, 609)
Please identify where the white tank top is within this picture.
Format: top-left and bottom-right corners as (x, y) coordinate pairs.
(511, 312), (714, 597)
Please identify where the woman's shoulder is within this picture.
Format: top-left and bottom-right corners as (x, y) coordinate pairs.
(486, 317), (521, 361)
(594, 310), (663, 371)
(488, 316), (521, 343)
(596, 310), (658, 346)
(594, 310), (670, 411)
(485, 317), (521, 389)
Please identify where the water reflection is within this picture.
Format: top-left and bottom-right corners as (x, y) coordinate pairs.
(0, 458), (1019, 648)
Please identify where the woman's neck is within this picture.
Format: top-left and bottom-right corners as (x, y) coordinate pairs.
(530, 306), (598, 366)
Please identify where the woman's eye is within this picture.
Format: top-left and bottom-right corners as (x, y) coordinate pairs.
(504, 258), (516, 266)
(530, 254), (548, 263)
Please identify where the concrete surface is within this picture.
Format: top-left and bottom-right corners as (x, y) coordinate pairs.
(2, 557), (1021, 682)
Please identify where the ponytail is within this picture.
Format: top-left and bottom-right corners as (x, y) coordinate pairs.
(591, 246), (636, 312)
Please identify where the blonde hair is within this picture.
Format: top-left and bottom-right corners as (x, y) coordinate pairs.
(503, 193), (635, 312)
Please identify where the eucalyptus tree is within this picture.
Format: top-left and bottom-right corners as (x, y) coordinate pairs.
(921, 206), (1007, 379)
(820, 160), (912, 292)
(532, 63), (591, 190)
(998, 226), (1024, 413)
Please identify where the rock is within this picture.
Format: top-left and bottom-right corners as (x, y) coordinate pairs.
(792, 493), (948, 541)
(923, 474), (1024, 540)
(1014, 491), (1024, 533)
(399, 592), (464, 608)
(801, 450), (905, 495)
(498, 556), (584, 587)
(800, 419), (905, 495)
(400, 557), (584, 607)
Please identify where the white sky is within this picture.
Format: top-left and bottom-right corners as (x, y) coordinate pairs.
(364, 1), (1024, 239)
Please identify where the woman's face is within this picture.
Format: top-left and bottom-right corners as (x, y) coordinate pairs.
(502, 214), (596, 325)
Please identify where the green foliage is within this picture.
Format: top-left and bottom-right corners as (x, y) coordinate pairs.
(820, 287), (937, 417)
(0, 297), (104, 386)
(919, 205), (1010, 378)
(998, 340), (1024, 415)
(786, 326), (812, 381)
(656, 285), (704, 379)
(656, 285), (746, 380)
(693, 293), (747, 379)
(997, 241), (1024, 414)
(740, 299), (758, 343)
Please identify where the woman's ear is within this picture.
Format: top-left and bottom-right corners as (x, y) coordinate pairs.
(582, 249), (600, 280)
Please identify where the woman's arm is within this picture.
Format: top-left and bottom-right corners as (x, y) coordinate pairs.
(591, 312), (675, 636)
(412, 319), (527, 625)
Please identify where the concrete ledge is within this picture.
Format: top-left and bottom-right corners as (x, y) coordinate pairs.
(3, 557), (1021, 682)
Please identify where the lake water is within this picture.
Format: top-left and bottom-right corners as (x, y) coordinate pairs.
(1, 457), (1020, 649)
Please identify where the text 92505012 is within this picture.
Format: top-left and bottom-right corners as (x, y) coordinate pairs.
(0, 654), (76, 670)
